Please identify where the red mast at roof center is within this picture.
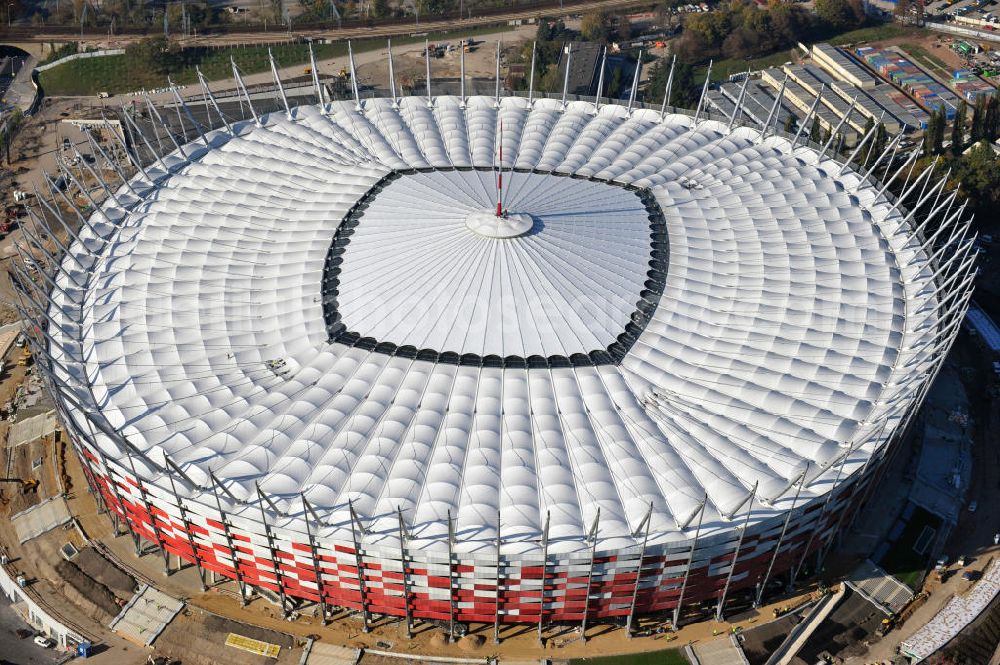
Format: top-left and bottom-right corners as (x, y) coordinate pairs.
(496, 119), (503, 217)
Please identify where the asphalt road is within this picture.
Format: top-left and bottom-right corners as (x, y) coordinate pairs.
(6, 0), (654, 47)
(0, 597), (64, 665)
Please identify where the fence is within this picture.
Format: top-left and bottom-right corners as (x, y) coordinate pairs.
(34, 49), (125, 73)
(925, 20), (1000, 45)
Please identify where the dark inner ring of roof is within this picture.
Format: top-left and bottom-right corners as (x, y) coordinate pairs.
(321, 167), (668, 368)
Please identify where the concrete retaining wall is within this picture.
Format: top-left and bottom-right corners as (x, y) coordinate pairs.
(0, 558), (87, 647)
(35, 49), (125, 73)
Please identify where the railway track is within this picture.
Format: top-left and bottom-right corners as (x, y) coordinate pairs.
(0, 560), (98, 643)
(2, 0), (657, 45)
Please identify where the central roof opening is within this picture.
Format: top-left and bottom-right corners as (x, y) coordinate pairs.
(322, 168), (668, 365)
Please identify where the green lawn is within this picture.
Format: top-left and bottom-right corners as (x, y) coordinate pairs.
(878, 506), (943, 591)
(38, 24), (507, 96)
(827, 23), (920, 46)
(571, 648), (689, 665)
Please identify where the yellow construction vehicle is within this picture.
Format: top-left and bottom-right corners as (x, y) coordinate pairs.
(0, 478), (39, 493)
(17, 348), (31, 367)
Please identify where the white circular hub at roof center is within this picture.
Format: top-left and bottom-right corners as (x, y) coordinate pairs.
(330, 169), (659, 359)
(464, 210), (534, 238)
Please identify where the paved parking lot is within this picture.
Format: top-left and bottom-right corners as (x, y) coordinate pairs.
(0, 596), (65, 665)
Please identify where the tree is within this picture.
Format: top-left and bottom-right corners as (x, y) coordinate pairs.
(894, 0), (924, 25)
(677, 10), (732, 58)
(809, 119), (822, 144)
(646, 57), (698, 108)
(970, 96), (986, 143)
(932, 108), (946, 154)
(769, 3), (813, 45)
(617, 15), (633, 41)
(417, 0), (453, 18)
(538, 64), (562, 93)
(951, 136), (1000, 219)
(814, 0), (864, 30)
(923, 111), (937, 154)
(924, 108), (945, 155)
(4, 0), (24, 24)
(984, 95), (999, 141)
(862, 116), (874, 140)
(951, 100), (967, 156)
(872, 122), (888, 159)
(783, 114), (797, 134)
(608, 66), (623, 99)
(580, 11), (607, 42)
(676, 1), (812, 62)
(536, 19), (554, 42)
(125, 36), (181, 75)
(299, 0), (332, 21)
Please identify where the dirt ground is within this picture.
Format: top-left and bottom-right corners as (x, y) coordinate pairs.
(353, 40), (515, 92)
(55, 558), (125, 620)
(153, 608), (303, 665)
(0, 434), (54, 514)
(74, 546), (139, 600)
(0, 422), (150, 664)
(739, 612), (801, 665)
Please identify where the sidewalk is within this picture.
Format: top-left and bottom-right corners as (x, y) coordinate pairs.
(2, 55), (39, 115)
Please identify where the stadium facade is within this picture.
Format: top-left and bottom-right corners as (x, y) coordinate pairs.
(18, 56), (975, 635)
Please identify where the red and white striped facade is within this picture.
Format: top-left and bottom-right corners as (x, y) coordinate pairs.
(70, 428), (884, 625)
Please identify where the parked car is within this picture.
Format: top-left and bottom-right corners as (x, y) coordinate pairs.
(968, 500), (978, 512)
(33, 635), (54, 648)
(15, 628), (32, 639)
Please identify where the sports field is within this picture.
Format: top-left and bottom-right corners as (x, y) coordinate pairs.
(571, 648), (689, 665)
(878, 505), (943, 591)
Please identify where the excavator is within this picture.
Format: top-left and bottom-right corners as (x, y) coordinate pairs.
(0, 477), (39, 494)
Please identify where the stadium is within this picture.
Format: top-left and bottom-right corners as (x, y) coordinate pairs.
(23, 67), (975, 634)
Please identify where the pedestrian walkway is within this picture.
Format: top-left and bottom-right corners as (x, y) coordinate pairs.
(846, 560), (914, 614)
(2, 55), (38, 115)
(692, 634), (749, 665)
(7, 410), (58, 448)
(900, 559), (1000, 662)
(109, 584), (183, 647)
(10, 496), (71, 544)
(304, 641), (361, 665)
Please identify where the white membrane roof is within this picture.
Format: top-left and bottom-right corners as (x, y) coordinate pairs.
(51, 96), (941, 553)
(334, 170), (653, 357)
